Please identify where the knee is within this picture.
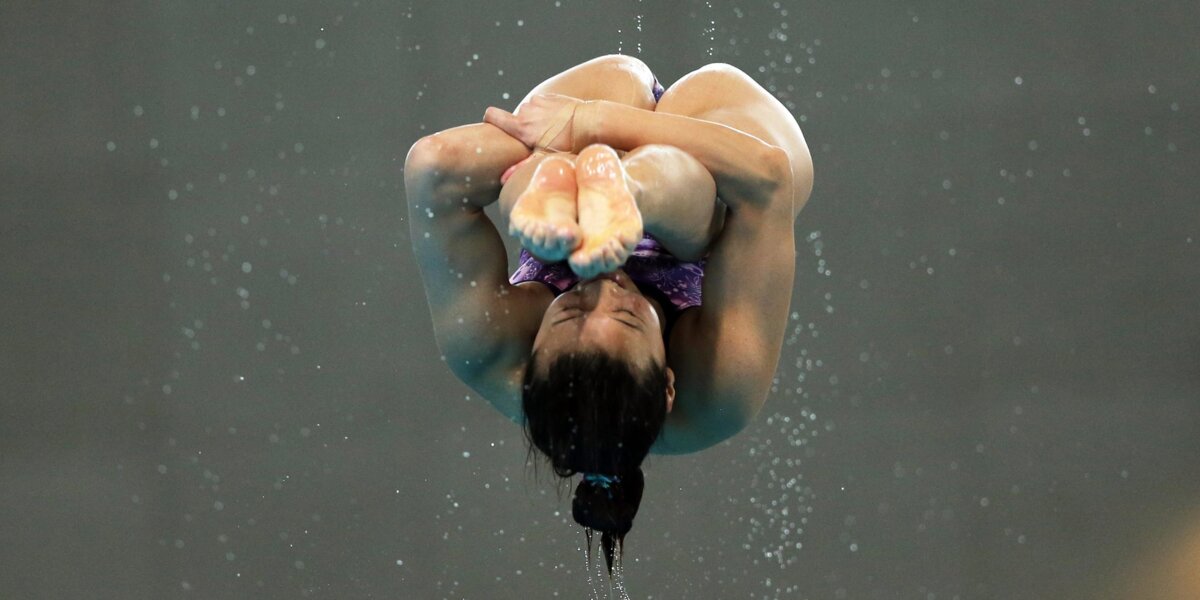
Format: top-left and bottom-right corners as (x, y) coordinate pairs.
(624, 144), (696, 173)
(625, 145), (715, 194)
(697, 62), (745, 75)
(624, 143), (682, 158)
(583, 54), (652, 78)
(656, 63), (759, 113)
(689, 62), (754, 86)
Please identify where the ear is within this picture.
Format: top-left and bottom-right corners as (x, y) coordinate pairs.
(664, 367), (676, 413)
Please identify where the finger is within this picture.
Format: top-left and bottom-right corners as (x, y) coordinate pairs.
(483, 106), (518, 136)
(482, 106), (508, 127)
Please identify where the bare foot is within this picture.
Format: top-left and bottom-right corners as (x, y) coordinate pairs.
(569, 145), (643, 279)
(508, 156), (582, 263)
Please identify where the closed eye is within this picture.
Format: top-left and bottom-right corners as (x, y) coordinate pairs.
(616, 309), (643, 328)
(554, 309), (641, 330)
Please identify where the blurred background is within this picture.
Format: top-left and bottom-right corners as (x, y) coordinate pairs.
(2, 1), (1198, 598)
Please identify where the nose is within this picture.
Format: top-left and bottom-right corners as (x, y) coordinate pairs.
(575, 280), (603, 308)
(573, 278), (623, 310)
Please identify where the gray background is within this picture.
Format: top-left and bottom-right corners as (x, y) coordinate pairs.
(2, 0), (1198, 598)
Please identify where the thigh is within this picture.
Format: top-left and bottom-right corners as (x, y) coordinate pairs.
(655, 64), (814, 219)
(515, 54), (661, 112)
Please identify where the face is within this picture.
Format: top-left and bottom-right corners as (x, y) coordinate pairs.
(531, 269), (675, 411)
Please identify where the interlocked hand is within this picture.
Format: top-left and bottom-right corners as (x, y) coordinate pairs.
(483, 93), (583, 152)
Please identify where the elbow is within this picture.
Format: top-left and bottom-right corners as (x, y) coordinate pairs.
(404, 136), (456, 186)
(729, 145), (791, 208)
(404, 136), (439, 180)
(404, 136), (468, 209)
(758, 145), (793, 194)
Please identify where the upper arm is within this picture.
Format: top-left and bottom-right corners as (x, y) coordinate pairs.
(651, 153), (795, 455)
(405, 139), (539, 420)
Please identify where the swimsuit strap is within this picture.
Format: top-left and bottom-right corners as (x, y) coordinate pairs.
(535, 103), (578, 152)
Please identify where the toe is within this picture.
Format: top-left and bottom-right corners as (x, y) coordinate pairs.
(554, 227), (571, 253)
(608, 238), (624, 259)
(568, 251), (585, 274)
(574, 252), (597, 278)
(601, 246), (617, 270)
(530, 226), (546, 249)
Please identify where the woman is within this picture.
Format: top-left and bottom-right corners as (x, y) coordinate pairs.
(404, 55), (813, 575)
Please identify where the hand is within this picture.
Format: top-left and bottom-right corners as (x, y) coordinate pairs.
(483, 93), (583, 152)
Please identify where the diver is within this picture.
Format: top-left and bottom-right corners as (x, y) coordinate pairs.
(405, 54), (813, 576)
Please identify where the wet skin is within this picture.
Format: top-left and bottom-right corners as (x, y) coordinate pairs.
(530, 268), (675, 410)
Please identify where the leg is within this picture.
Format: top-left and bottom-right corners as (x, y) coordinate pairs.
(568, 143), (726, 273)
(498, 151), (583, 263)
(498, 145), (645, 276)
(622, 145), (723, 262)
(497, 142), (724, 266)
(412, 54), (662, 223)
(514, 54), (659, 115)
(654, 64), (814, 221)
(494, 54), (661, 236)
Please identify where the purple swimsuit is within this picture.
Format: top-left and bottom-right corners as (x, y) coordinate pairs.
(652, 76), (665, 103)
(508, 233), (707, 339)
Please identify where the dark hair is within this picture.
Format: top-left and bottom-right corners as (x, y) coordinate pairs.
(521, 347), (670, 576)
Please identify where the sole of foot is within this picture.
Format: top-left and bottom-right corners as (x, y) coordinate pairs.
(569, 145), (643, 279)
(507, 156), (582, 263)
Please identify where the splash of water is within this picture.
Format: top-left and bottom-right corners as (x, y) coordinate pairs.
(609, 538), (632, 600)
(704, 1), (716, 56)
(582, 528), (602, 600)
(580, 528), (631, 600)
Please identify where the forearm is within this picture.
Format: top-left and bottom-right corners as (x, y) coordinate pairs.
(406, 122), (531, 211)
(573, 100), (785, 203)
